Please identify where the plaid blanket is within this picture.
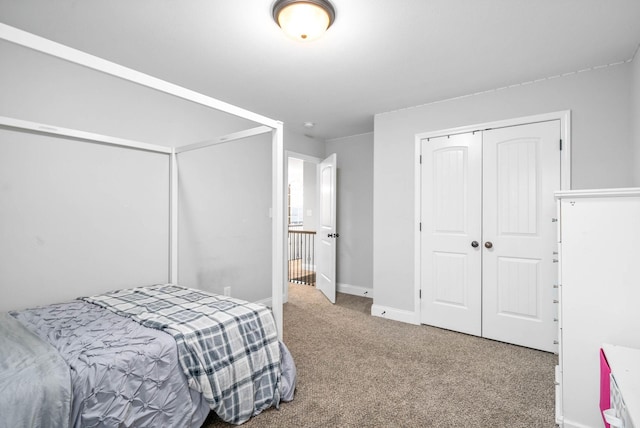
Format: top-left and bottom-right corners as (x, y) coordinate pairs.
(82, 284), (281, 425)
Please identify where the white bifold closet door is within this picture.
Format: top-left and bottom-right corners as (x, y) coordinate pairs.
(420, 121), (560, 352)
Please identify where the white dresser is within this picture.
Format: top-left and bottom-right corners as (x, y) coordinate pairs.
(555, 189), (640, 428)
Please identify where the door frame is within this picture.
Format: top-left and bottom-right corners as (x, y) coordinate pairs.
(285, 150), (322, 304)
(413, 110), (571, 321)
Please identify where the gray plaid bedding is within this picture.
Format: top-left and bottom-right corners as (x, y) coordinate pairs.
(82, 284), (281, 425)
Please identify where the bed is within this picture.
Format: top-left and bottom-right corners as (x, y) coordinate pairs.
(1, 284), (296, 428)
(0, 23), (292, 427)
(0, 23), (285, 338)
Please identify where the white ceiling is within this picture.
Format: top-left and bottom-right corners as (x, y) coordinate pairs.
(1, 0), (639, 140)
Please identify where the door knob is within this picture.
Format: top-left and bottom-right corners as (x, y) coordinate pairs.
(471, 241), (479, 248)
(484, 241), (493, 249)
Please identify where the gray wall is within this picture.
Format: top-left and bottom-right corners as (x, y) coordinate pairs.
(373, 63), (634, 312)
(0, 128), (169, 312)
(177, 135), (272, 302)
(326, 133), (374, 293)
(302, 160), (317, 231)
(283, 127), (326, 159)
(0, 38), (278, 310)
(0, 39), (259, 147)
(633, 56), (640, 186)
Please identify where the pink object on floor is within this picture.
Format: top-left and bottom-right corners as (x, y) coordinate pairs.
(600, 348), (611, 428)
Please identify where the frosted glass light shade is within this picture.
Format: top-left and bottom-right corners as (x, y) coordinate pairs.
(273, 0), (335, 42)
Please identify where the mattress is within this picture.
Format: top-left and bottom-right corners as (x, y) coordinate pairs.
(12, 300), (209, 428)
(82, 284), (284, 424)
(3, 284), (295, 427)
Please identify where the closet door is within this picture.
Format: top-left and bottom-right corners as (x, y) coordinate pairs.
(420, 120), (561, 352)
(420, 132), (482, 335)
(481, 121), (560, 352)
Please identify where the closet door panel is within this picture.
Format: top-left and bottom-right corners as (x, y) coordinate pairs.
(420, 133), (482, 336)
(496, 257), (540, 318)
(496, 139), (538, 234)
(482, 121), (560, 352)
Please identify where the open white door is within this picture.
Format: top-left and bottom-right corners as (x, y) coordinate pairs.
(316, 153), (337, 303)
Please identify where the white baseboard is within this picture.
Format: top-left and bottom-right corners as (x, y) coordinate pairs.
(337, 282), (373, 298)
(559, 418), (595, 428)
(371, 304), (420, 325)
(254, 297), (272, 308)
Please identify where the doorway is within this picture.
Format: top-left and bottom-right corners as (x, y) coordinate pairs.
(285, 152), (322, 305)
(415, 112), (571, 352)
(287, 156), (318, 286)
(285, 151), (338, 304)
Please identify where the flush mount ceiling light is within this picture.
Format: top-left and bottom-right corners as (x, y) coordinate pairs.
(272, 0), (336, 42)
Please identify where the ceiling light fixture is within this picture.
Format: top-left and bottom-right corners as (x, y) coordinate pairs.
(272, 0), (336, 42)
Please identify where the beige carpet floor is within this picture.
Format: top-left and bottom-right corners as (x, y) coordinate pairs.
(204, 284), (557, 427)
